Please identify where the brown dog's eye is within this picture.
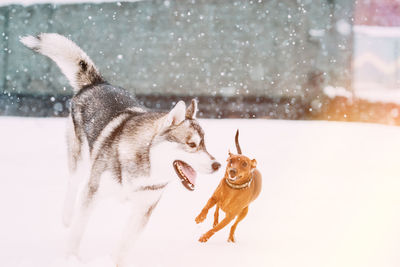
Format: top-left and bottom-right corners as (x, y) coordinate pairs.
(242, 162), (248, 167)
(187, 142), (196, 148)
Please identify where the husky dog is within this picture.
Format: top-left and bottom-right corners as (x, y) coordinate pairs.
(21, 33), (221, 265)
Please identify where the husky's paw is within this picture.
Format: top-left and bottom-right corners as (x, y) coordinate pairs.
(62, 198), (75, 227)
(65, 245), (78, 258)
(62, 213), (72, 228)
(195, 212), (207, 224)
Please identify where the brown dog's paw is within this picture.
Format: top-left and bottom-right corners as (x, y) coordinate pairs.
(228, 235), (236, 243)
(199, 233), (210, 243)
(195, 212), (206, 224)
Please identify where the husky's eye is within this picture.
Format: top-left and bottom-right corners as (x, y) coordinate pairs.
(242, 162), (248, 167)
(187, 142), (196, 148)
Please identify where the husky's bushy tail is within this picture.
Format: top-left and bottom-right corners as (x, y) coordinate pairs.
(20, 33), (104, 92)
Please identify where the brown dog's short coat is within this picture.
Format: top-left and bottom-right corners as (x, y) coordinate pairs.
(195, 130), (262, 242)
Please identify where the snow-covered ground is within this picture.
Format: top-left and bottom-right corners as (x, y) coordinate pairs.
(2, 117), (400, 267)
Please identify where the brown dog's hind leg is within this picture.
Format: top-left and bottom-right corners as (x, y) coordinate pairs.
(228, 206), (248, 243)
(199, 214), (235, 242)
(213, 205), (219, 227)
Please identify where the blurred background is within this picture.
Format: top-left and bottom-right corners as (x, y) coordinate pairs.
(0, 0), (398, 124)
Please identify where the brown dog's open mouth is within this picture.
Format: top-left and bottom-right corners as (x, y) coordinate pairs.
(173, 160), (197, 191)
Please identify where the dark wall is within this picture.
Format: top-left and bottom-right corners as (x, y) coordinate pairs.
(0, 0), (354, 117)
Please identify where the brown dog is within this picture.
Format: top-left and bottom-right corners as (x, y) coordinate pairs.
(195, 130), (262, 242)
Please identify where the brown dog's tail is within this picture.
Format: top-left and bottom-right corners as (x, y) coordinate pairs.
(235, 129), (242, 154)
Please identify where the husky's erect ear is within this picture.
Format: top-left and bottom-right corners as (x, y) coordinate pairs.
(185, 99), (198, 119)
(165, 101), (186, 127)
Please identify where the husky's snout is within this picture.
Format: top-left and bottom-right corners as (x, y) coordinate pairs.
(202, 152), (221, 174)
(188, 150), (221, 175)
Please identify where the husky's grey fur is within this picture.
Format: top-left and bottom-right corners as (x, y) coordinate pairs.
(21, 33), (220, 266)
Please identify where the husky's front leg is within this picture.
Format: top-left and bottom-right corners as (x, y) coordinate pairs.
(115, 195), (161, 267)
(67, 162), (104, 256)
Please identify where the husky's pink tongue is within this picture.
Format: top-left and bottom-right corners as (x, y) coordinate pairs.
(181, 165), (197, 186)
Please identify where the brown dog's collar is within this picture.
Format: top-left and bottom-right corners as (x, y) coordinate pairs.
(225, 173), (253, 190)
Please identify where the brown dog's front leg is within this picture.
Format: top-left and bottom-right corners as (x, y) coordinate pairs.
(195, 196), (217, 224)
(213, 205), (219, 227)
(199, 214), (235, 242)
(228, 206), (248, 243)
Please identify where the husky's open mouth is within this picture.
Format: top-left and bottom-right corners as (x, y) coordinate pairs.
(173, 160), (197, 191)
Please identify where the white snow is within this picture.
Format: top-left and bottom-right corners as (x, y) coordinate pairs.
(335, 19), (351, 36)
(308, 29), (325, 37)
(352, 25), (400, 104)
(353, 86), (400, 105)
(354, 25), (400, 38)
(2, 117), (400, 267)
(323, 86), (353, 100)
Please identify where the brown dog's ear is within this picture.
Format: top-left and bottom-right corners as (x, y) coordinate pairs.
(228, 150), (233, 157)
(251, 159), (257, 169)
